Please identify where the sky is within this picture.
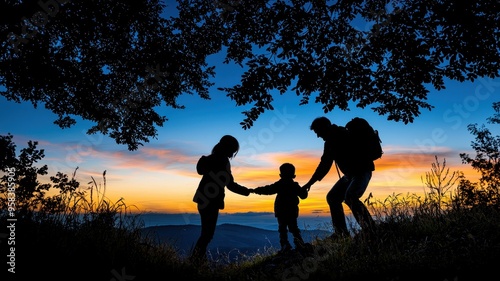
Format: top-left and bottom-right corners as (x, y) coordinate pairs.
(1, 2), (499, 220)
(1, 72), (498, 218)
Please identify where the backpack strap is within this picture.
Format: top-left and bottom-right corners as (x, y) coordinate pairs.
(335, 161), (341, 178)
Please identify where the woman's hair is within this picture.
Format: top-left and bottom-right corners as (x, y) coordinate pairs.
(212, 135), (239, 158)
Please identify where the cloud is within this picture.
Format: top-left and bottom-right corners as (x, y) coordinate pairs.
(39, 139), (201, 180)
(232, 150), (321, 184)
(310, 209), (327, 214)
(229, 147), (477, 193)
(44, 136), (476, 181)
(41, 139), (479, 206)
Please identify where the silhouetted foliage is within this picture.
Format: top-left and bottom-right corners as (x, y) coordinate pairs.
(1, 0), (215, 150)
(421, 156), (459, 214)
(2, 0), (500, 149)
(0, 133), (80, 218)
(211, 0), (500, 128)
(458, 102), (500, 208)
(1, 133), (49, 217)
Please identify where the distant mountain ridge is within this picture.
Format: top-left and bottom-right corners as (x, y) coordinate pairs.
(141, 223), (330, 259)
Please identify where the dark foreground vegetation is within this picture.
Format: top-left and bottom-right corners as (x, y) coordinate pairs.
(3, 200), (500, 281)
(1, 103), (499, 281)
(1, 166), (499, 281)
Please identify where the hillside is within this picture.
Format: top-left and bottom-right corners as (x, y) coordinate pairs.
(141, 223), (330, 259)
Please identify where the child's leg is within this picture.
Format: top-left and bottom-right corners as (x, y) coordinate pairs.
(277, 217), (292, 250)
(288, 218), (305, 248)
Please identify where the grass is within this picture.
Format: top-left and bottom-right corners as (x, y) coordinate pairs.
(3, 191), (500, 281)
(2, 161), (500, 281)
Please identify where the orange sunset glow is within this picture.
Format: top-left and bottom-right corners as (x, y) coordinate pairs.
(49, 145), (480, 216)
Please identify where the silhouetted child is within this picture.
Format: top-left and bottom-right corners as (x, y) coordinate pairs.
(249, 163), (309, 253)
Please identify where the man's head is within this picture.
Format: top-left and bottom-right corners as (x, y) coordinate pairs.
(310, 117), (331, 140)
(279, 163), (296, 179)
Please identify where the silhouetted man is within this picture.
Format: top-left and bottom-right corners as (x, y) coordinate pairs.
(302, 117), (376, 239)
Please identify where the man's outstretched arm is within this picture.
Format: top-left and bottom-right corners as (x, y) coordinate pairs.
(304, 143), (334, 190)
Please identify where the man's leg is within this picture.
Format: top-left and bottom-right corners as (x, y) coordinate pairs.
(344, 171), (376, 232)
(326, 176), (350, 236)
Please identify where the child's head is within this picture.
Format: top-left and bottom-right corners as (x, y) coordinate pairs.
(279, 163), (296, 179)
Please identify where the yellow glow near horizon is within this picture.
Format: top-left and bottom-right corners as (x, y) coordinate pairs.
(38, 149), (482, 216)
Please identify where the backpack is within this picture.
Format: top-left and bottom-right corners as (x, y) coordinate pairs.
(345, 117), (383, 161)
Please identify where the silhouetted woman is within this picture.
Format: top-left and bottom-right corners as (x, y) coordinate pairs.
(190, 135), (250, 262)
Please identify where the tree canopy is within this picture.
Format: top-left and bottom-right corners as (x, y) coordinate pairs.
(1, 0), (499, 150)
